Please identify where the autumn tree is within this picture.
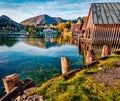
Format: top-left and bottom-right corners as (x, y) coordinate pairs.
(65, 22), (72, 29)
(63, 28), (72, 38)
(77, 20), (81, 24)
(56, 23), (66, 31)
(28, 25), (36, 33)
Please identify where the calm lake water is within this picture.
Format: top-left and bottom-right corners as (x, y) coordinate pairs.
(0, 36), (83, 97)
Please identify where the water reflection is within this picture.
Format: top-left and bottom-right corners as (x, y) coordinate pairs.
(78, 39), (120, 64)
(0, 35), (17, 47)
(0, 35), (82, 97)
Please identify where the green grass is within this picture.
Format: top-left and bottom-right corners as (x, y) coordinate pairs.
(32, 54), (120, 101)
(98, 54), (120, 69)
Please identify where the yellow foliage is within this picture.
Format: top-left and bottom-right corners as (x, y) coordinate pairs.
(63, 28), (68, 33)
(63, 28), (72, 38)
(56, 23), (66, 31)
(77, 20), (81, 24)
(58, 93), (71, 101)
(44, 25), (48, 28)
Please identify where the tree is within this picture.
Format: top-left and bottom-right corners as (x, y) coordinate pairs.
(77, 20), (81, 24)
(56, 23), (66, 31)
(63, 28), (72, 37)
(65, 22), (72, 29)
(24, 25), (29, 31)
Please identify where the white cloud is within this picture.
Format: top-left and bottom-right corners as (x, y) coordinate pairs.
(0, 9), (31, 22)
(0, 0), (120, 22)
(0, 42), (79, 57)
(0, 1), (90, 22)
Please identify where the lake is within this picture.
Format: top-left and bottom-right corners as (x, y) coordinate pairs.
(0, 36), (83, 97)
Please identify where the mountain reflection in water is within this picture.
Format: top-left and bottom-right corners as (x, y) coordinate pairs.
(0, 36), (83, 97)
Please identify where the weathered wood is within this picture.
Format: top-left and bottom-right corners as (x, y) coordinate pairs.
(101, 45), (110, 57)
(2, 74), (20, 94)
(47, 68), (82, 82)
(61, 57), (70, 74)
(86, 50), (92, 63)
(83, 24), (120, 53)
(0, 79), (34, 101)
(84, 60), (99, 68)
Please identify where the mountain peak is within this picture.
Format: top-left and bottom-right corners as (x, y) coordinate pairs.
(0, 15), (23, 31)
(21, 14), (67, 26)
(41, 14), (49, 16)
(21, 14), (82, 26)
(40, 14), (50, 18)
(0, 15), (10, 20)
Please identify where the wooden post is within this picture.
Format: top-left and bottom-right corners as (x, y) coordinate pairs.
(70, 38), (73, 45)
(61, 57), (70, 74)
(86, 49), (95, 64)
(101, 45), (110, 57)
(2, 74), (20, 93)
(86, 50), (92, 63)
(1, 79), (34, 101)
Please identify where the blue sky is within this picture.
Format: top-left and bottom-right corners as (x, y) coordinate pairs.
(0, 0), (119, 22)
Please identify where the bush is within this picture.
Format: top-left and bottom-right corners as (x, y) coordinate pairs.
(58, 93), (71, 101)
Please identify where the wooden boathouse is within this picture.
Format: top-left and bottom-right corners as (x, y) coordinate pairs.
(71, 24), (81, 35)
(80, 3), (120, 52)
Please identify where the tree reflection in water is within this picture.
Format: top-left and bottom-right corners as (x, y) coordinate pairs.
(0, 34), (17, 47)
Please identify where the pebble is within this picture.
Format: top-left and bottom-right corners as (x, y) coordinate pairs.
(92, 67), (120, 86)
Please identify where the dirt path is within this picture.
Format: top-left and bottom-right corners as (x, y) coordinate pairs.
(91, 67), (120, 86)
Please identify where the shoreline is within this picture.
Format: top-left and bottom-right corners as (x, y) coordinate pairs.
(1, 52), (120, 100)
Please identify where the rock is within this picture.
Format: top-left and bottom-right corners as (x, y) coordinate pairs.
(14, 94), (43, 101)
(24, 87), (37, 96)
(114, 61), (120, 67)
(98, 66), (106, 71)
(92, 67), (120, 86)
(26, 95), (43, 101)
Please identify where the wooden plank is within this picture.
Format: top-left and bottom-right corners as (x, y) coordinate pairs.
(100, 4), (108, 24)
(113, 25), (118, 52)
(109, 25), (113, 52)
(116, 25), (120, 51)
(102, 25), (105, 45)
(94, 26), (97, 44)
(98, 25), (101, 46)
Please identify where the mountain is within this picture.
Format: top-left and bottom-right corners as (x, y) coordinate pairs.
(21, 14), (67, 26)
(69, 17), (82, 23)
(21, 14), (82, 26)
(0, 15), (23, 31)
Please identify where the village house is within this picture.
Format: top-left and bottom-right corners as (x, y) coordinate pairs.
(80, 3), (120, 51)
(71, 24), (81, 36)
(79, 16), (88, 38)
(43, 28), (56, 33)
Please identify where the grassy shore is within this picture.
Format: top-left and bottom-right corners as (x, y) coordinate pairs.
(32, 54), (120, 101)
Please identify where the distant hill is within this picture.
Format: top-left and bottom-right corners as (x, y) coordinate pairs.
(0, 15), (23, 31)
(21, 14), (82, 26)
(21, 14), (67, 26)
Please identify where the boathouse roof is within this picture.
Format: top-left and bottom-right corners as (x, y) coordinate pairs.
(91, 3), (120, 24)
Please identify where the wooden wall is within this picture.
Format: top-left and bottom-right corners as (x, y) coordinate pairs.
(92, 24), (120, 52)
(80, 6), (120, 53)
